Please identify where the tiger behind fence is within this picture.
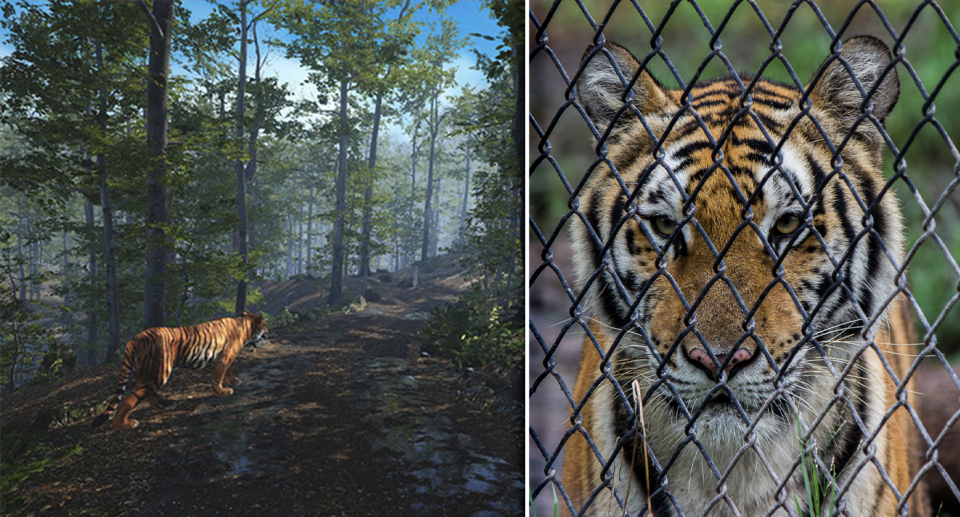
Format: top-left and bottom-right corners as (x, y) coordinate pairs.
(91, 312), (268, 430)
(562, 36), (930, 516)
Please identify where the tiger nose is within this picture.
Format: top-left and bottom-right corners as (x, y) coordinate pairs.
(688, 347), (752, 378)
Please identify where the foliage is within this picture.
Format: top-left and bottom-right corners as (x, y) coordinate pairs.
(421, 285), (522, 368)
(270, 308), (299, 329)
(0, 425), (81, 515)
(0, 229), (57, 391)
(420, 0), (522, 372)
(795, 416), (838, 517)
(0, 0), (513, 381)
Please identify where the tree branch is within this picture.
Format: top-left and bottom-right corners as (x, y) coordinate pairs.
(137, 0), (165, 39)
(248, 8), (272, 29)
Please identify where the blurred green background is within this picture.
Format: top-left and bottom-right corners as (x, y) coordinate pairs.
(530, 0), (960, 354)
(529, 3), (960, 515)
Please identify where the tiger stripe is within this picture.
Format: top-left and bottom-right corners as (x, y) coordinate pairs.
(91, 312), (268, 430)
(563, 36), (928, 517)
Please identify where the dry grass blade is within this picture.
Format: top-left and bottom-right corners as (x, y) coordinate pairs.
(623, 379), (653, 517)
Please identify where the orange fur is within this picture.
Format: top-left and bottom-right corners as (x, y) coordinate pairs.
(91, 312), (268, 430)
(562, 37), (927, 516)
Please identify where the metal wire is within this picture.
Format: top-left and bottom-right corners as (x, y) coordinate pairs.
(529, 1), (960, 516)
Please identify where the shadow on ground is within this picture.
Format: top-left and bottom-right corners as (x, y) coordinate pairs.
(2, 261), (523, 517)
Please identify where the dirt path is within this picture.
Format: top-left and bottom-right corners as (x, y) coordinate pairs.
(6, 268), (523, 516)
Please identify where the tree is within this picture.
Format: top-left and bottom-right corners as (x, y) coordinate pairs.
(274, 0), (385, 305)
(417, 21), (462, 262)
(358, 0), (423, 281)
(94, 39), (120, 360)
(2, 1), (150, 362)
(143, 0), (175, 328)
(233, 1), (251, 315)
(450, 0), (523, 296)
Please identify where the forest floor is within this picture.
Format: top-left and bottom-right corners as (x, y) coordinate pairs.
(2, 260), (524, 517)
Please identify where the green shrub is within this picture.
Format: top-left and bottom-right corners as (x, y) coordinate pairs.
(422, 286), (523, 367)
(1, 424), (81, 515)
(271, 309), (299, 329)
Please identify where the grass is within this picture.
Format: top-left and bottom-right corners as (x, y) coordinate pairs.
(531, 483), (559, 517)
(625, 379), (653, 516)
(795, 415), (837, 517)
(0, 427), (81, 515)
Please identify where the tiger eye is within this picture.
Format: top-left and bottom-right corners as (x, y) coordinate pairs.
(775, 214), (800, 234)
(653, 216), (678, 236)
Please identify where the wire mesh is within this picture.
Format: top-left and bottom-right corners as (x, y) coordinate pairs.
(528, 1), (960, 516)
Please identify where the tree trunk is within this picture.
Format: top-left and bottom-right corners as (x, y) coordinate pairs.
(33, 217), (40, 299)
(245, 20), (264, 255)
(359, 3), (406, 282)
(431, 177), (441, 257)
(286, 212), (294, 278)
(16, 206), (26, 301)
(513, 29), (526, 276)
(234, 2), (249, 316)
(144, 0), (174, 328)
(61, 226), (68, 272)
(512, 29), (523, 170)
(84, 198), (98, 364)
(306, 183), (314, 275)
(394, 239), (400, 271)
(437, 177), (443, 248)
(4, 261), (25, 388)
(296, 203), (303, 276)
(95, 41), (120, 361)
(458, 142), (471, 244)
(360, 88), (384, 282)
(176, 254), (187, 326)
(410, 120), (420, 196)
(420, 94), (439, 262)
(329, 77), (349, 305)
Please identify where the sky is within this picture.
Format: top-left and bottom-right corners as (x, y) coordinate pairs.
(177, 1), (501, 104)
(0, 0), (505, 143)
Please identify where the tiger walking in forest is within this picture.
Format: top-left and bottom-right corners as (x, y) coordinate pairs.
(91, 312), (268, 430)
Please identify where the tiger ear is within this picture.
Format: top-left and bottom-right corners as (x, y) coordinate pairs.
(808, 35), (899, 144)
(576, 42), (671, 136)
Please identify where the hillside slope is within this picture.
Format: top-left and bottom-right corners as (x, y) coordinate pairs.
(2, 262), (523, 516)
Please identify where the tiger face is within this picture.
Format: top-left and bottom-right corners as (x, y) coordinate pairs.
(567, 36), (923, 515)
(574, 35), (901, 431)
(245, 312), (269, 348)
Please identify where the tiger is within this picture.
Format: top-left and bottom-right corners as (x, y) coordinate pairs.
(91, 312), (268, 430)
(561, 36), (929, 516)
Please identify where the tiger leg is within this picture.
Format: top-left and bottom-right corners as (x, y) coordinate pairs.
(112, 382), (152, 430)
(144, 392), (176, 410)
(225, 363), (242, 387)
(210, 360), (235, 397)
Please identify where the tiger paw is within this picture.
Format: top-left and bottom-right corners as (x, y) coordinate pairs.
(114, 419), (139, 430)
(214, 387), (234, 397)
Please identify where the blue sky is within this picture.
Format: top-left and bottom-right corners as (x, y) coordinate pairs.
(176, 1), (502, 103)
(0, 1), (504, 141)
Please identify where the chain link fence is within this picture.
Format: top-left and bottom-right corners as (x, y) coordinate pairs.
(529, 1), (960, 516)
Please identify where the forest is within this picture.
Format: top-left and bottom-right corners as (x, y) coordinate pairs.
(0, 0), (524, 514)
